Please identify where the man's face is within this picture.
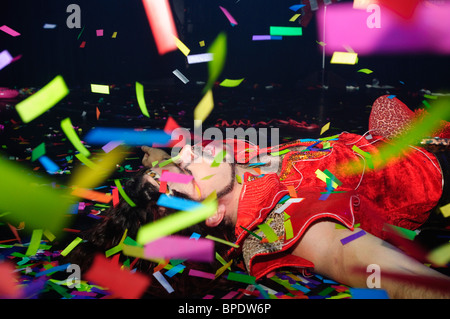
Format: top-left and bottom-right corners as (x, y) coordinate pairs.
(144, 142), (236, 201)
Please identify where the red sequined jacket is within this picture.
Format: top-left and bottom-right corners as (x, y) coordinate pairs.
(226, 132), (443, 279)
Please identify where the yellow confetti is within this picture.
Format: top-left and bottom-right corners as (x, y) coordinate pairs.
(90, 84), (110, 94)
(173, 35), (190, 56)
(439, 203), (450, 218)
(194, 89), (214, 126)
(289, 13), (301, 22)
(320, 122), (330, 135)
(330, 51), (358, 65)
(427, 242), (450, 266)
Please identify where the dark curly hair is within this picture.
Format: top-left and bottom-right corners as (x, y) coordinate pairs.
(64, 168), (238, 298)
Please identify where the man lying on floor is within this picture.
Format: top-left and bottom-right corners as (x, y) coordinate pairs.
(68, 95), (450, 299)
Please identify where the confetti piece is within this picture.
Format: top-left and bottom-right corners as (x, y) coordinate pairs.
(199, 40), (205, 47)
(159, 171), (193, 184)
(205, 235), (239, 248)
(383, 224), (417, 241)
(340, 230), (366, 245)
(274, 198), (304, 214)
(330, 52), (358, 65)
(188, 269), (216, 280)
(38, 156), (60, 174)
(205, 32), (227, 92)
(270, 26), (302, 36)
(75, 153), (97, 170)
(114, 179), (136, 207)
(156, 194), (202, 211)
(85, 254), (151, 298)
(153, 271), (174, 293)
(289, 4), (306, 11)
(352, 144), (374, 169)
(173, 35), (190, 56)
(349, 288), (389, 299)
(0, 50), (13, 71)
(219, 78), (245, 87)
(96, 29), (103, 37)
(60, 237), (83, 257)
(84, 127), (171, 147)
(211, 150), (227, 167)
(43, 229), (56, 242)
(315, 169), (339, 189)
(252, 35), (283, 41)
(227, 272), (256, 285)
(289, 13), (301, 22)
(172, 69), (189, 84)
(427, 242), (450, 266)
(15, 75), (69, 123)
(357, 68), (373, 74)
(79, 41), (86, 48)
(135, 82), (150, 118)
(423, 94), (438, 100)
(0, 25), (20, 37)
(439, 203), (450, 218)
(257, 223), (279, 243)
(221, 291), (239, 299)
(31, 142), (46, 162)
(24, 229), (43, 257)
(60, 118), (91, 158)
(286, 185), (297, 198)
(219, 6), (238, 26)
(102, 140), (123, 153)
(136, 200), (217, 245)
(215, 259), (233, 278)
(270, 149), (290, 156)
(71, 188), (112, 203)
(0, 262), (23, 298)
(142, 0), (178, 55)
(0, 158), (71, 233)
(320, 122), (330, 135)
(284, 219), (294, 240)
(194, 89), (214, 126)
(165, 263), (186, 277)
(322, 169), (343, 187)
(90, 84), (110, 94)
(144, 235), (214, 262)
(187, 53), (213, 64)
(112, 32), (118, 38)
(201, 174), (215, 180)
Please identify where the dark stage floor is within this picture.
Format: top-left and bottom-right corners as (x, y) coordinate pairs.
(1, 80), (449, 301)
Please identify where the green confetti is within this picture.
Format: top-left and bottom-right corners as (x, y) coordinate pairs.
(357, 68), (373, 74)
(227, 272), (256, 285)
(31, 142), (46, 162)
(25, 229), (43, 256)
(15, 75), (69, 123)
(114, 179), (136, 207)
(204, 32), (227, 93)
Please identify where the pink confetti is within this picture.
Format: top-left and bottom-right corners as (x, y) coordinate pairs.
(0, 25), (20, 37)
(159, 171), (194, 184)
(188, 269), (216, 280)
(145, 235), (214, 262)
(219, 6), (238, 26)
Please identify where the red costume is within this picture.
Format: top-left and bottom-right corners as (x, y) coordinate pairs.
(226, 95), (447, 280)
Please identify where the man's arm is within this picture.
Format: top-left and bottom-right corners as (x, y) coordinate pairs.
(291, 220), (450, 299)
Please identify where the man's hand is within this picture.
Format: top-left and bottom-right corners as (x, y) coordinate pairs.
(141, 146), (171, 167)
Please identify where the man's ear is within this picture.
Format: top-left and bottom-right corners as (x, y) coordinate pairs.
(205, 204), (226, 227)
